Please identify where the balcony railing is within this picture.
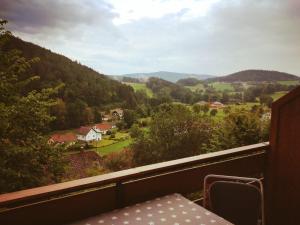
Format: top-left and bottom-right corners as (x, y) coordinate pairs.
(0, 142), (268, 225)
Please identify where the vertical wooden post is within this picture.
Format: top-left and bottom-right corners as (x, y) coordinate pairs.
(266, 86), (300, 225)
(116, 181), (124, 208)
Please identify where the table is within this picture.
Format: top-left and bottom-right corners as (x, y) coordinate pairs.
(69, 193), (233, 225)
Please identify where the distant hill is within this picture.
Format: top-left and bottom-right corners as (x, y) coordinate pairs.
(2, 36), (137, 130)
(119, 71), (214, 83)
(209, 70), (300, 82)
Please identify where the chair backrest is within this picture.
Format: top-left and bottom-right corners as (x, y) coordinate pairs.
(209, 181), (261, 225)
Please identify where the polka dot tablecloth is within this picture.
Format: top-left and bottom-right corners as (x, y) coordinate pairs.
(68, 193), (233, 225)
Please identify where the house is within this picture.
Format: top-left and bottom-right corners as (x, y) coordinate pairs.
(48, 132), (77, 145)
(210, 101), (225, 109)
(76, 126), (102, 142)
(261, 112), (271, 121)
(110, 108), (123, 120)
(196, 101), (208, 105)
(95, 123), (114, 134)
(101, 112), (111, 121)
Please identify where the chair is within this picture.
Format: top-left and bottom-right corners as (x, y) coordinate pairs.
(203, 175), (264, 225)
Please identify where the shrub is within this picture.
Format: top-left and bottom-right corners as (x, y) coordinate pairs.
(103, 149), (133, 172)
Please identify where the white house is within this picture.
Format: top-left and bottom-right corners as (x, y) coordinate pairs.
(77, 126), (102, 142)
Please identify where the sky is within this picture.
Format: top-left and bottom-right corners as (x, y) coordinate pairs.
(1, 0), (300, 76)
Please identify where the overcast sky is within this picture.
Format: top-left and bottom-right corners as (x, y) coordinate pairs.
(1, 0), (300, 76)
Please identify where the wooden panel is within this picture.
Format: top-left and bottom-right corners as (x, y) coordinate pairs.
(0, 186), (116, 225)
(266, 86), (300, 225)
(122, 152), (265, 205)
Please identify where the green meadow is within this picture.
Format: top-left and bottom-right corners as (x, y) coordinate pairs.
(123, 82), (153, 97)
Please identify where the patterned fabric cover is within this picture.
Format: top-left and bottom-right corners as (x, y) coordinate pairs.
(69, 193), (233, 225)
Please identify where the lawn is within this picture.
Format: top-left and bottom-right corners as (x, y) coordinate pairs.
(277, 80), (300, 86)
(91, 131), (132, 155)
(271, 91), (287, 101)
(209, 82), (234, 91)
(123, 82), (153, 97)
(94, 138), (132, 156)
(184, 83), (205, 92)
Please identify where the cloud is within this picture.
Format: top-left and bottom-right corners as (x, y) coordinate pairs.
(1, 0), (300, 76)
(1, 0), (116, 33)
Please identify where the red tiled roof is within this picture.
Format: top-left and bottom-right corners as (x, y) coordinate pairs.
(95, 123), (112, 131)
(50, 133), (77, 143)
(77, 126), (101, 135)
(77, 126), (93, 135)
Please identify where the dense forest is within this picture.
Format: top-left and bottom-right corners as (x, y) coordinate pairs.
(210, 69), (300, 82)
(2, 36), (137, 130)
(176, 77), (201, 86)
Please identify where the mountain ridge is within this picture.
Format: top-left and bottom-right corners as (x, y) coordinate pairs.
(208, 69), (300, 82)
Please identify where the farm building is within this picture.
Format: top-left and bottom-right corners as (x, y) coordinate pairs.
(95, 123), (114, 134)
(77, 126), (102, 142)
(210, 101), (225, 109)
(48, 133), (77, 145)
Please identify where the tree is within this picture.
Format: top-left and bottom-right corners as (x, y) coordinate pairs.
(123, 109), (137, 129)
(50, 98), (67, 130)
(93, 107), (102, 123)
(0, 21), (65, 193)
(259, 95), (273, 108)
(210, 109), (218, 116)
(129, 123), (142, 139)
(200, 104), (210, 114)
(221, 92), (229, 104)
(103, 149), (133, 172)
(211, 109), (269, 151)
(131, 104), (215, 166)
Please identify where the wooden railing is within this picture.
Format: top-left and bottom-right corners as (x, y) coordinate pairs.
(0, 142), (269, 225)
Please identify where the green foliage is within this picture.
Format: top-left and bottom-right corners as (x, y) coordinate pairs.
(129, 124), (142, 139)
(259, 95), (273, 108)
(131, 104), (216, 166)
(210, 109), (218, 117)
(0, 21), (65, 193)
(102, 149), (133, 172)
(123, 109), (137, 129)
(210, 109), (269, 151)
(176, 78), (200, 86)
(146, 77), (195, 104)
(124, 82), (153, 98)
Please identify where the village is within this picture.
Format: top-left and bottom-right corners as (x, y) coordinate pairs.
(48, 108), (124, 153)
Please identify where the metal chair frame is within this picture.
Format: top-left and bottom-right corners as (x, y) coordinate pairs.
(203, 174), (265, 225)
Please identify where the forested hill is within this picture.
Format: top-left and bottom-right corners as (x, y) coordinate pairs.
(146, 77), (195, 103)
(2, 36), (137, 129)
(209, 70), (300, 82)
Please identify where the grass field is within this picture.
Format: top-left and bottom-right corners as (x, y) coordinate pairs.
(271, 91), (287, 101)
(209, 82), (234, 91)
(277, 80), (300, 86)
(184, 83), (205, 92)
(95, 138), (132, 156)
(92, 131), (131, 155)
(123, 82), (153, 97)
